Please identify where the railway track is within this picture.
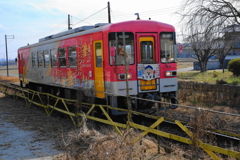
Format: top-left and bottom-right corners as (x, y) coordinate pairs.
(133, 115), (240, 150)
(0, 81), (240, 159)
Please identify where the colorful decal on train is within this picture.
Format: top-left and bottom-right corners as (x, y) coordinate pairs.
(137, 64), (160, 80)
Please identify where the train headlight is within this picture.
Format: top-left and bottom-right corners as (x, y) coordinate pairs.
(166, 71), (171, 77)
(127, 73), (132, 79)
(118, 73), (132, 80)
(165, 71), (177, 77)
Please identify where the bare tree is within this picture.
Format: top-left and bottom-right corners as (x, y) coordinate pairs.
(216, 42), (232, 73)
(200, 0), (240, 25)
(181, 0), (240, 25)
(183, 27), (220, 72)
(180, 0), (240, 72)
(180, 5), (221, 72)
(215, 36), (235, 73)
(192, 0), (240, 73)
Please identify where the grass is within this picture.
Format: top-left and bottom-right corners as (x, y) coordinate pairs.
(178, 70), (240, 85)
(177, 59), (240, 85)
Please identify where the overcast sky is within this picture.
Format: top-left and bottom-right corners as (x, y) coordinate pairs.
(0, 0), (182, 59)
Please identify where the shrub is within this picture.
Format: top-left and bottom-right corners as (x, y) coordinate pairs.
(230, 81), (239, 85)
(228, 58), (240, 76)
(216, 79), (227, 84)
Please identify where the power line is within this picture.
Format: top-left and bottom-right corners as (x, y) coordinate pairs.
(140, 6), (180, 14)
(113, 6), (180, 20)
(95, 5), (181, 23)
(10, 5), (181, 43)
(16, 18), (69, 41)
(0, 5), (182, 59)
(71, 16), (93, 25)
(72, 7), (108, 27)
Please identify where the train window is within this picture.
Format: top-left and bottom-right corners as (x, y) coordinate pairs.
(32, 52), (37, 67)
(68, 46), (76, 67)
(38, 52), (43, 67)
(50, 49), (57, 67)
(95, 42), (102, 67)
(160, 32), (176, 63)
(43, 50), (50, 67)
(141, 41), (154, 63)
(109, 32), (134, 65)
(58, 48), (66, 67)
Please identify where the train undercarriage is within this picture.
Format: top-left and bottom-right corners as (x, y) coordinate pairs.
(26, 82), (178, 115)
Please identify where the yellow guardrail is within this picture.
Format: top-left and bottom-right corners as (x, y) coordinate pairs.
(0, 82), (239, 160)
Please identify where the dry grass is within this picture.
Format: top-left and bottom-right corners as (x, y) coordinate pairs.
(58, 120), (191, 160)
(0, 75), (19, 83)
(167, 102), (240, 133)
(0, 65), (19, 83)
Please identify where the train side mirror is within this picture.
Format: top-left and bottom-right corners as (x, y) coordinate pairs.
(173, 45), (178, 62)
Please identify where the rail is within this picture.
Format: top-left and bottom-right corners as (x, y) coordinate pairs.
(0, 82), (239, 160)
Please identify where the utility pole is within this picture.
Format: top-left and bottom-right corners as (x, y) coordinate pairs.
(5, 35), (14, 76)
(68, 14), (72, 30)
(122, 30), (131, 125)
(108, 2), (111, 23)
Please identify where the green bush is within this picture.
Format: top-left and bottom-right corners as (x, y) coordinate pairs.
(228, 58), (240, 76)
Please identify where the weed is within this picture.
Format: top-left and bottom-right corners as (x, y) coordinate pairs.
(212, 71), (218, 77)
(189, 100), (199, 106)
(189, 110), (217, 159)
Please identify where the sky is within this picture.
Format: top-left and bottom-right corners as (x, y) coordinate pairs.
(0, 0), (183, 59)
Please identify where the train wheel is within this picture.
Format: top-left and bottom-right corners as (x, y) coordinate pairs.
(20, 80), (23, 88)
(169, 97), (178, 109)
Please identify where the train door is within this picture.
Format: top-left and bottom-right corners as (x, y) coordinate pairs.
(136, 33), (160, 92)
(93, 40), (105, 98)
(20, 53), (27, 87)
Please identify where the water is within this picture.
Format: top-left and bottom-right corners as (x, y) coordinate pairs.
(0, 120), (61, 160)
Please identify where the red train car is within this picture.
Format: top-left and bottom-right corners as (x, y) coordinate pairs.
(18, 20), (178, 115)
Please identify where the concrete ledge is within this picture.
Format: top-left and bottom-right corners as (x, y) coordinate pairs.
(178, 81), (240, 107)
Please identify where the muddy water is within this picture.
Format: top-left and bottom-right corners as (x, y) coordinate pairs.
(0, 119), (61, 160)
(0, 93), (72, 160)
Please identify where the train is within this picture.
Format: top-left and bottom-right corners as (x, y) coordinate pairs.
(18, 19), (178, 115)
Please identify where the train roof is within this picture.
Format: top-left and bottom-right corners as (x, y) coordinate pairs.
(38, 20), (174, 43)
(38, 23), (109, 42)
(104, 20), (175, 32)
(19, 20), (175, 50)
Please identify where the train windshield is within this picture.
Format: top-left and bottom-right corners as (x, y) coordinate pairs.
(160, 32), (177, 63)
(109, 32), (134, 65)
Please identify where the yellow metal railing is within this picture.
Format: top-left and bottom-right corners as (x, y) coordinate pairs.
(0, 82), (239, 160)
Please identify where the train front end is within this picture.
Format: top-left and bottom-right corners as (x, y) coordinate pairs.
(103, 20), (178, 115)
